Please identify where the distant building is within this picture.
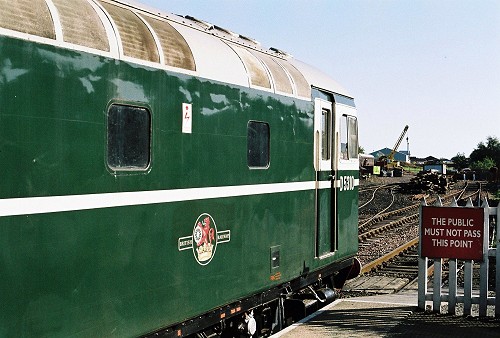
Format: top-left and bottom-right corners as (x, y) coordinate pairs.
(423, 163), (447, 174)
(424, 156), (440, 164)
(409, 156), (452, 166)
(410, 156), (425, 165)
(370, 148), (409, 163)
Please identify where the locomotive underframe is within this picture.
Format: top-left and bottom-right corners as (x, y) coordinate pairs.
(144, 257), (356, 337)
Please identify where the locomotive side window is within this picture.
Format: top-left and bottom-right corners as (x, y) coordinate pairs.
(347, 116), (359, 159)
(247, 121), (270, 169)
(107, 104), (151, 170)
(340, 115), (358, 160)
(321, 109), (331, 161)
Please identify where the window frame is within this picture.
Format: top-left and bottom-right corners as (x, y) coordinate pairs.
(247, 120), (271, 170)
(106, 103), (152, 173)
(339, 114), (358, 161)
(347, 115), (359, 159)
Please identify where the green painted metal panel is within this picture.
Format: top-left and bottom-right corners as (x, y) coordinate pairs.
(316, 187), (332, 255)
(0, 35), (358, 337)
(336, 169), (360, 257)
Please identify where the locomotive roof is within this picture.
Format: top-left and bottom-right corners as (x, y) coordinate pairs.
(0, 0), (352, 100)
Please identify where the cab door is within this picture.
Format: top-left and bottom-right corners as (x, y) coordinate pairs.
(313, 98), (336, 257)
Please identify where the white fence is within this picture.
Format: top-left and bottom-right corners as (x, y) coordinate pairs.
(418, 197), (499, 317)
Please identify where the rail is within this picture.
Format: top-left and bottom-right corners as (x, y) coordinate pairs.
(360, 237), (419, 274)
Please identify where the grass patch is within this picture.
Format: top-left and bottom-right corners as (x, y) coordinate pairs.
(402, 166), (422, 174)
(494, 190), (500, 200)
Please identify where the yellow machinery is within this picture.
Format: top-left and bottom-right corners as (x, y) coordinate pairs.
(376, 125), (409, 175)
(387, 125), (409, 167)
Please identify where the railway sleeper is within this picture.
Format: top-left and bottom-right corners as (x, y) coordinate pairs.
(359, 214), (418, 241)
(383, 265), (419, 273)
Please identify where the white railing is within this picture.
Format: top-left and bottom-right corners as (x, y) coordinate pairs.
(418, 197), (499, 317)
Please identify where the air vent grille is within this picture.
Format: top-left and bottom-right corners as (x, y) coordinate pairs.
(52, 0), (109, 51)
(0, 0), (55, 39)
(100, 1), (159, 63)
(142, 15), (195, 71)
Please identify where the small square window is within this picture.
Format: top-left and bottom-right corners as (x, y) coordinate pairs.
(247, 121), (270, 169)
(107, 104), (151, 170)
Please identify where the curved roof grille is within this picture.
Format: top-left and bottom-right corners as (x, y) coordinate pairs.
(52, 0), (109, 51)
(0, 0), (55, 39)
(140, 14), (195, 71)
(0, 0), (325, 99)
(277, 60), (311, 98)
(100, 1), (159, 63)
(228, 43), (271, 89)
(250, 51), (293, 95)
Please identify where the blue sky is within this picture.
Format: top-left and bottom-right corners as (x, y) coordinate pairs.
(139, 0), (499, 159)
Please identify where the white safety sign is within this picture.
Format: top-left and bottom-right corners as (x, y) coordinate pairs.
(182, 103), (192, 134)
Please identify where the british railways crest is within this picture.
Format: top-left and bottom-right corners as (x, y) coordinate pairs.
(178, 213), (231, 265)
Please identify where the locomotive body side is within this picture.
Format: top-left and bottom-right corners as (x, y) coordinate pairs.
(0, 1), (359, 336)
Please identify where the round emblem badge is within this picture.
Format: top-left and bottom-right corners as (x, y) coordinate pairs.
(192, 213), (218, 265)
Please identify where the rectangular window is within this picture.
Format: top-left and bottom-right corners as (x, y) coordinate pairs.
(247, 121), (270, 169)
(321, 109), (331, 161)
(347, 116), (359, 159)
(107, 104), (151, 170)
(340, 115), (358, 160)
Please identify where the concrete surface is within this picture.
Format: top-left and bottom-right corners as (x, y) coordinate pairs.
(272, 293), (500, 337)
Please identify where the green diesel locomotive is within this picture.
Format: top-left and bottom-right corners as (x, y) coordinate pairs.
(0, 0), (360, 336)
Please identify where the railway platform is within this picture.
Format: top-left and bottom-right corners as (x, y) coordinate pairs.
(272, 292), (500, 337)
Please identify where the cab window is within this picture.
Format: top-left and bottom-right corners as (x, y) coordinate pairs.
(340, 115), (358, 160)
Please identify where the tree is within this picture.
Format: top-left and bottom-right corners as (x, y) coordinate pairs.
(451, 152), (469, 170)
(471, 157), (496, 170)
(358, 145), (365, 154)
(469, 136), (500, 168)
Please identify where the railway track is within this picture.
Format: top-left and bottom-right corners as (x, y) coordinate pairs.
(348, 179), (488, 296)
(358, 180), (479, 240)
(456, 180), (484, 205)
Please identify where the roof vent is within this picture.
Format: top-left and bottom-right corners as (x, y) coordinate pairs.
(239, 34), (260, 46)
(270, 47), (292, 57)
(184, 15), (214, 30)
(212, 25), (238, 38)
